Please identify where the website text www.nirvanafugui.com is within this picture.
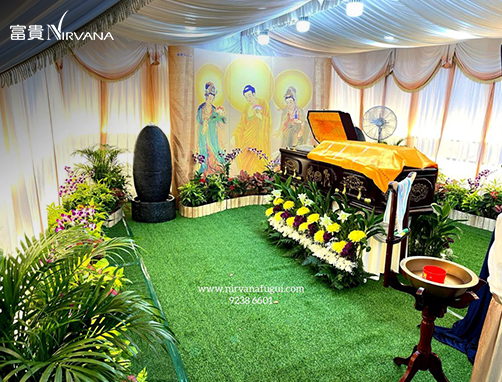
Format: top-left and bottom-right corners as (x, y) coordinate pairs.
(197, 285), (305, 305)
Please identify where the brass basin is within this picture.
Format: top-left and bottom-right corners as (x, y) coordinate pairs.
(400, 257), (479, 299)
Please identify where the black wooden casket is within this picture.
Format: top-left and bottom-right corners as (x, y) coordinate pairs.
(279, 110), (438, 215)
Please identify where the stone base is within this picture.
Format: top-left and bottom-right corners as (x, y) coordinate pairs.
(132, 195), (176, 223)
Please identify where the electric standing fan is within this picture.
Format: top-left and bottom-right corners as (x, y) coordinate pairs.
(362, 106), (397, 142)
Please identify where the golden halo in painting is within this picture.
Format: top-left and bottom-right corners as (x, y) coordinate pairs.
(195, 64), (225, 106)
(273, 69), (313, 109)
(223, 57), (274, 112)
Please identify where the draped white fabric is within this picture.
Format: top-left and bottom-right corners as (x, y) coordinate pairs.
(105, 65), (149, 180)
(392, 45), (450, 89)
(332, 50), (392, 86)
(110, 0), (311, 44)
(0, 61), (81, 252)
(410, 68), (450, 159)
(0, 57), (103, 252)
(72, 36), (150, 80)
(455, 39), (502, 81)
(383, 77), (411, 142)
(59, 56), (101, 167)
(436, 68), (491, 178)
(484, 82), (502, 171)
(331, 68), (360, 126)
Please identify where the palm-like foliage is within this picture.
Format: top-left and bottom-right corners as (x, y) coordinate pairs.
(409, 201), (463, 258)
(73, 145), (128, 194)
(0, 228), (175, 381)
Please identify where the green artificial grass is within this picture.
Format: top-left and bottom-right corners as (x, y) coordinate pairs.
(105, 222), (179, 382)
(108, 207), (493, 382)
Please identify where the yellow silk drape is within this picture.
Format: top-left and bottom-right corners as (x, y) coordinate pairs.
(308, 140), (437, 192)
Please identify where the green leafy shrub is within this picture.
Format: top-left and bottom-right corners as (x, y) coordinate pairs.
(435, 170), (502, 219)
(73, 144), (129, 201)
(178, 180), (206, 207)
(0, 228), (175, 381)
(409, 201), (462, 259)
(63, 182), (118, 214)
(182, 148), (275, 206)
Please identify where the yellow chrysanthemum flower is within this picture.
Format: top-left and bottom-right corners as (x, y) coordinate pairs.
(348, 230), (366, 242)
(274, 212), (283, 222)
(286, 217), (295, 227)
(266, 207), (274, 217)
(327, 223), (341, 233)
(296, 207), (310, 216)
(314, 230), (325, 243)
(332, 240), (347, 253)
(307, 213), (320, 223)
(283, 201), (295, 210)
(273, 198), (284, 205)
(299, 222), (309, 232)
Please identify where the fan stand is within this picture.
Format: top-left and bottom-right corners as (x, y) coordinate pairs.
(362, 106), (397, 142)
(383, 179), (484, 382)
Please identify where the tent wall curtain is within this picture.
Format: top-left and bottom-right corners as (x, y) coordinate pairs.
(0, 45), (170, 253)
(330, 40), (502, 181)
(2, 36), (502, 253)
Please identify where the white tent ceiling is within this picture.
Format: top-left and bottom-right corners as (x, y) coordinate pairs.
(110, 0), (502, 54)
(2, 0), (502, 76)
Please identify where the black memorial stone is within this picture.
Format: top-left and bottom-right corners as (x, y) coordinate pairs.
(132, 125), (175, 222)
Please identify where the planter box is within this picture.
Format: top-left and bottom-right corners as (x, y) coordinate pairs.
(179, 201), (226, 218)
(227, 195), (252, 209)
(104, 207), (124, 228)
(449, 209), (496, 231)
(180, 194), (272, 218)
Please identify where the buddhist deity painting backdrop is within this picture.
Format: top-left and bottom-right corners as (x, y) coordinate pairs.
(194, 49), (314, 175)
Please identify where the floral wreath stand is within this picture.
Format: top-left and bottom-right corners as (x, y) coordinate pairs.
(382, 174), (485, 382)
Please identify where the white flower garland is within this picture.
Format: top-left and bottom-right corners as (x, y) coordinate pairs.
(268, 217), (357, 274)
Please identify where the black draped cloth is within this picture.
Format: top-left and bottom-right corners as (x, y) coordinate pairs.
(433, 230), (495, 364)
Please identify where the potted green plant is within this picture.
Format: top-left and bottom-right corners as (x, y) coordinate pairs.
(409, 201), (463, 259)
(73, 145), (130, 225)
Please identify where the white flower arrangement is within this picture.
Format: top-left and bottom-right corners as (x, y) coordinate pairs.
(272, 189), (282, 198)
(298, 193), (314, 207)
(320, 214), (333, 228)
(268, 217), (357, 274)
(338, 211), (351, 222)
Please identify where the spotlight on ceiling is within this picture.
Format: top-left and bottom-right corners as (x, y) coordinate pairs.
(346, 0), (364, 17)
(384, 36), (395, 41)
(296, 17), (310, 33)
(257, 31), (270, 45)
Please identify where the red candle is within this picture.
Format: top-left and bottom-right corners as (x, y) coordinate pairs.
(422, 265), (447, 284)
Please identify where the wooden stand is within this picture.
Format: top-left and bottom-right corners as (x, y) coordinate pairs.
(386, 276), (482, 382)
(394, 306), (447, 382)
(383, 174), (484, 382)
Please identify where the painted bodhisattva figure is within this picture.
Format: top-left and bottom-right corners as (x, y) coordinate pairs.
(197, 82), (226, 174)
(277, 86), (305, 147)
(233, 84), (271, 173)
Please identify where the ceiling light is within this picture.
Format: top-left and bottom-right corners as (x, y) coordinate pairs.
(296, 17), (310, 33)
(257, 31), (270, 45)
(384, 36), (395, 41)
(346, 0), (364, 17)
